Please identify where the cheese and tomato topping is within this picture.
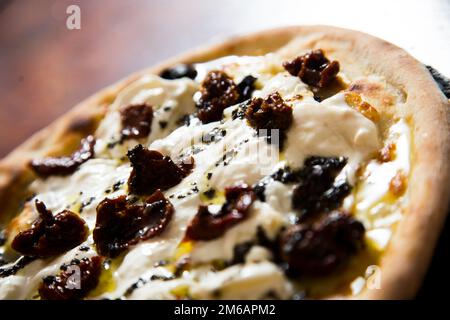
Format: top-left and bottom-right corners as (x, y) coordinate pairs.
(0, 50), (410, 300)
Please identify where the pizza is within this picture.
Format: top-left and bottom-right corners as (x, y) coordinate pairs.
(0, 26), (449, 300)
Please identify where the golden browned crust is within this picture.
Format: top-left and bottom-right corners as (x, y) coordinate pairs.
(1, 25), (449, 299)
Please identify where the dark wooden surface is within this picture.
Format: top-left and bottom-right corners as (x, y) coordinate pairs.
(0, 0), (448, 299)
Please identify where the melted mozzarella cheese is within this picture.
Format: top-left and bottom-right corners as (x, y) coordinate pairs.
(30, 159), (130, 228)
(257, 72), (313, 101)
(194, 54), (283, 85)
(188, 261), (293, 299)
(95, 75), (198, 159)
(285, 93), (380, 185)
(356, 119), (410, 216)
(354, 119), (411, 251)
(190, 202), (285, 264)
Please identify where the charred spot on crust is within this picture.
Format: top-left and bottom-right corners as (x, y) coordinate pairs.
(196, 70), (241, 123)
(185, 184), (256, 241)
(292, 156), (350, 221)
(283, 49), (340, 88)
(426, 65), (450, 99)
(279, 211), (365, 276)
(93, 191), (174, 257)
(245, 92), (293, 148)
(120, 104), (154, 140)
(29, 135), (95, 178)
(39, 256), (103, 300)
(11, 200), (88, 257)
(127, 145), (194, 195)
(67, 117), (98, 135)
(160, 64), (198, 80)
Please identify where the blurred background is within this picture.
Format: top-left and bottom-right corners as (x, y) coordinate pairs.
(0, 0), (449, 298)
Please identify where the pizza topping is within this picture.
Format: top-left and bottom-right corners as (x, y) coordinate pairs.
(255, 157), (349, 219)
(389, 171), (407, 197)
(178, 156), (195, 176)
(120, 104), (154, 140)
(253, 166), (299, 201)
(94, 190), (174, 257)
(245, 92), (293, 147)
(0, 229), (6, 246)
(39, 256), (103, 300)
(127, 144), (193, 195)
(196, 70), (241, 123)
(29, 135), (95, 177)
(291, 157), (350, 221)
(0, 256), (37, 278)
(283, 49), (340, 88)
(185, 184), (256, 241)
(1, 54), (406, 299)
(377, 142), (397, 162)
(237, 75), (258, 102)
(160, 64), (198, 80)
(229, 241), (254, 265)
(279, 211), (365, 276)
(11, 200), (88, 257)
(344, 92), (380, 121)
(202, 127), (227, 144)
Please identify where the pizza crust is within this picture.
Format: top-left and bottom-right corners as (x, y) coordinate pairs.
(1, 25), (449, 299)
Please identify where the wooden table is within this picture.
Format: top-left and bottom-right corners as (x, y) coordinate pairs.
(0, 0), (449, 299)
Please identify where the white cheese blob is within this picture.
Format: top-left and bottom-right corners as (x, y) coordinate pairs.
(29, 159), (130, 228)
(284, 93), (380, 184)
(355, 119), (411, 229)
(194, 54), (283, 85)
(190, 202), (285, 264)
(95, 75), (198, 158)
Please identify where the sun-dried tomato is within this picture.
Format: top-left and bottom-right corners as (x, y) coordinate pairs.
(39, 256), (103, 300)
(127, 145), (193, 195)
(94, 190), (174, 257)
(178, 156), (195, 176)
(283, 49), (340, 88)
(196, 70), (241, 123)
(185, 184), (256, 241)
(160, 64), (198, 80)
(279, 211), (365, 276)
(29, 135), (95, 177)
(120, 104), (154, 140)
(245, 92), (293, 147)
(292, 156), (350, 221)
(11, 200), (88, 257)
